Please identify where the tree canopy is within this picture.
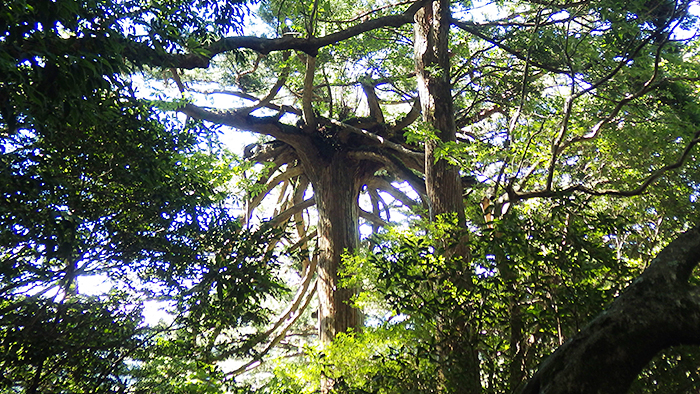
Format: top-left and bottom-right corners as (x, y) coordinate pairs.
(3, 0), (700, 393)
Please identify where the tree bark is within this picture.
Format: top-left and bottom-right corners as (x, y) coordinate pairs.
(299, 148), (378, 393)
(311, 152), (366, 344)
(414, 1), (480, 393)
(520, 225), (700, 394)
(291, 138), (379, 345)
(415, 0), (464, 223)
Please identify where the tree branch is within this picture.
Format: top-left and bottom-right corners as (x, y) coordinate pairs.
(261, 255), (318, 342)
(450, 18), (568, 74)
(241, 51), (292, 115)
(179, 103), (302, 144)
(195, 89), (302, 116)
(321, 118), (424, 168)
(319, 0), (416, 24)
(115, 0), (431, 69)
(349, 149), (427, 199)
(268, 198), (316, 227)
(361, 81), (385, 124)
(360, 208), (390, 227)
(247, 165), (305, 216)
(302, 55), (318, 129)
(555, 45), (668, 156)
(366, 177), (420, 208)
(510, 131), (700, 201)
(521, 225), (700, 394)
(389, 99), (421, 132)
(229, 277), (318, 378)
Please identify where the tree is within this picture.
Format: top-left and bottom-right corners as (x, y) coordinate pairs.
(1, 1), (284, 391)
(4, 0), (700, 392)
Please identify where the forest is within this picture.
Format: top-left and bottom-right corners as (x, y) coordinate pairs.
(3, 0), (700, 392)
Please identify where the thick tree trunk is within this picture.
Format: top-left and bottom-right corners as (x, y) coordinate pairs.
(296, 147), (377, 345)
(414, 2), (480, 393)
(301, 149), (376, 393)
(520, 225), (700, 394)
(312, 154), (364, 344)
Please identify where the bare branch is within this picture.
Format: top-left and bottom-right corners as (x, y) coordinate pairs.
(556, 46), (668, 155)
(360, 209), (390, 227)
(349, 150), (427, 199)
(542, 20), (674, 193)
(268, 197), (316, 227)
(261, 256), (318, 341)
(229, 276), (318, 378)
(302, 55), (317, 129)
(508, 9), (543, 135)
(366, 177), (420, 208)
(368, 187), (383, 233)
(179, 103), (302, 144)
(248, 165), (305, 215)
(569, 15), (675, 102)
(196, 89), (302, 116)
(546, 96), (574, 192)
(242, 51), (292, 115)
(288, 230), (318, 254)
(511, 131), (700, 201)
(236, 53), (263, 85)
(361, 82), (385, 124)
(169, 68), (186, 93)
(389, 99), (421, 132)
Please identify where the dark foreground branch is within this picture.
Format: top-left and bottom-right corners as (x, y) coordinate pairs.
(118, 0), (429, 69)
(520, 225), (700, 394)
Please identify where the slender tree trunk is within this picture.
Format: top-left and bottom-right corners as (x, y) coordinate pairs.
(414, 1), (480, 393)
(415, 0), (464, 222)
(27, 356), (45, 394)
(500, 253), (527, 393)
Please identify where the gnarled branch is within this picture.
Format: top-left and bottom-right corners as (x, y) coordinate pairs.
(521, 225), (700, 394)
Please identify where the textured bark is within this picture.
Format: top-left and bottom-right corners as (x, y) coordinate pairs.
(303, 150), (378, 394)
(415, 0), (464, 223)
(520, 225), (700, 394)
(294, 145), (378, 345)
(414, 2), (479, 393)
(312, 154), (364, 344)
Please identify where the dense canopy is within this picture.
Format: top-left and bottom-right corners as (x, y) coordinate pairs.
(2, 0), (700, 393)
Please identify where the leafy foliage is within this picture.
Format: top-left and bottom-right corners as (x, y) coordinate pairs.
(1, 1), (287, 392)
(4, 0), (700, 392)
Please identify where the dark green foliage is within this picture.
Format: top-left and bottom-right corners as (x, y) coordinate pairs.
(0, 293), (143, 393)
(319, 201), (650, 393)
(0, 1), (285, 392)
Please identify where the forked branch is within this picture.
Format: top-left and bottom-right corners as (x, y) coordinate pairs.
(511, 130), (700, 201)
